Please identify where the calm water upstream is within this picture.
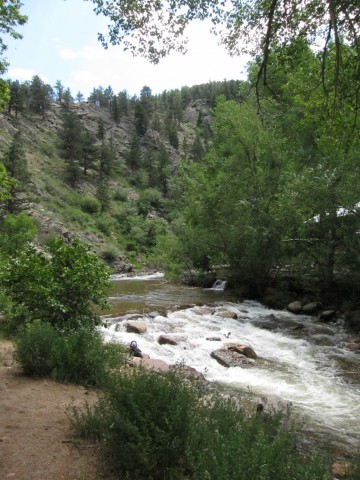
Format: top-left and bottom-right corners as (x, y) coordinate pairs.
(100, 273), (360, 454)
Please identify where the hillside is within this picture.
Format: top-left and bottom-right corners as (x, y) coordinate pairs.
(0, 92), (214, 272)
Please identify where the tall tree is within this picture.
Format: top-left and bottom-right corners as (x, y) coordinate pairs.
(80, 130), (97, 175)
(54, 80), (64, 103)
(7, 79), (27, 117)
(28, 75), (53, 117)
(126, 135), (142, 173)
(97, 140), (115, 212)
(58, 111), (83, 186)
(177, 95), (290, 290)
(1, 130), (29, 213)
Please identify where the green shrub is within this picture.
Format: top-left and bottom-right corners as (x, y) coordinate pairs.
(113, 188), (128, 202)
(188, 394), (331, 480)
(80, 196), (100, 214)
(71, 371), (332, 480)
(0, 213), (37, 256)
(15, 321), (127, 386)
(15, 321), (59, 377)
(95, 216), (115, 236)
(0, 238), (110, 334)
(101, 248), (118, 263)
(70, 368), (199, 479)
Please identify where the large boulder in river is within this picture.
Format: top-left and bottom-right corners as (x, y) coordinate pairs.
(126, 321), (147, 334)
(287, 301), (302, 314)
(158, 334), (178, 346)
(227, 343), (258, 359)
(302, 301), (322, 314)
(345, 342), (360, 352)
(211, 349), (255, 368)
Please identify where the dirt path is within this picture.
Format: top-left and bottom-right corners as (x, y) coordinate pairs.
(0, 340), (104, 480)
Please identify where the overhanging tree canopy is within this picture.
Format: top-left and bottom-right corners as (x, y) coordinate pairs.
(90, 1), (359, 92)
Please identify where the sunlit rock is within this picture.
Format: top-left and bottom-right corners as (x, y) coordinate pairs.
(126, 321), (147, 334)
(130, 356), (169, 372)
(158, 334), (178, 345)
(211, 348), (256, 368)
(227, 343), (258, 359)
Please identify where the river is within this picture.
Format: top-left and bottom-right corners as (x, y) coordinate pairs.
(100, 273), (360, 455)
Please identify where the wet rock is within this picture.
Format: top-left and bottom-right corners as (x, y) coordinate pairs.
(158, 335), (178, 346)
(206, 337), (222, 341)
(302, 301), (322, 314)
(319, 310), (337, 322)
(227, 343), (258, 359)
(287, 301), (302, 314)
(148, 311), (160, 319)
(220, 311), (238, 319)
(344, 342), (360, 351)
(211, 348), (256, 368)
(126, 321), (147, 334)
(289, 324), (305, 331)
(193, 306), (216, 316)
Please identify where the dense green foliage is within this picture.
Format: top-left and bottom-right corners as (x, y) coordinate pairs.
(15, 321), (126, 385)
(0, 232), (110, 333)
(71, 367), (333, 480)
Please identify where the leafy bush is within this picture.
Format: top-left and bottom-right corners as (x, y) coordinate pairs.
(0, 212), (37, 256)
(0, 238), (110, 333)
(101, 248), (118, 263)
(80, 196), (100, 214)
(71, 370), (332, 480)
(95, 216), (116, 236)
(188, 394), (331, 480)
(70, 368), (200, 479)
(113, 188), (128, 202)
(15, 321), (126, 386)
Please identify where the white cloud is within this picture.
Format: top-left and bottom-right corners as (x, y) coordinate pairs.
(58, 20), (249, 97)
(7, 67), (49, 84)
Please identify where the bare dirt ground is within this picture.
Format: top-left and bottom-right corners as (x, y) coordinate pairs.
(0, 339), (106, 480)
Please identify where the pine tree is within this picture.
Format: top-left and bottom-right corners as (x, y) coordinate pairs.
(2, 130), (29, 213)
(80, 131), (97, 175)
(58, 111), (83, 187)
(28, 75), (53, 117)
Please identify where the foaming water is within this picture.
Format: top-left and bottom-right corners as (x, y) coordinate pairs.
(101, 278), (360, 452)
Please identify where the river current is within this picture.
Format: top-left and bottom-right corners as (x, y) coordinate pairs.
(100, 273), (360, 454)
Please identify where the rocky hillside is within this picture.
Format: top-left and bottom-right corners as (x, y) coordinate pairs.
(0, 97), (211, 271)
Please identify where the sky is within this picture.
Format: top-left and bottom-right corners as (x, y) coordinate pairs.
(3, 0), (249, 99)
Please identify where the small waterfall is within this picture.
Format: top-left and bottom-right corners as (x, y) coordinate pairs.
(211, 279), (227, 290)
